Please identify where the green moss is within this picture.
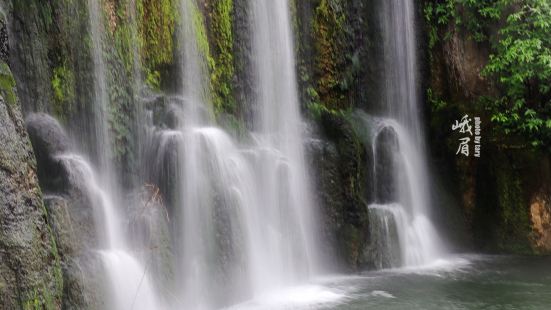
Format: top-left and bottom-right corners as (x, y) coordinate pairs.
(100, 0), (138, 168)
(191, 2), (214, 71)
(51, 64), (75, 120)
(22, 290), (41, 310)
(495, 158), (532, 253)
(188, 0), (225, 115)
(0, 62), (17, 107)
(208, 0), (236, 115)
(427, 88), (448, 112)
(45, 213), (64, 302)
(312, 0), (348, 111)
(136, 0), (177, 69)
(19, 195), (64, 310)
(21, 285), (58, 310)
(145, 70), (161, 90)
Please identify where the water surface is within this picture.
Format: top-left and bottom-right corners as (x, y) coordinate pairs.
(230, 255), (551, 310)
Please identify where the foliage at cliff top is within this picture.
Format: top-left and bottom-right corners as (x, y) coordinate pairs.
(485, 0), (551, 149)
(426, 0), (551, 150)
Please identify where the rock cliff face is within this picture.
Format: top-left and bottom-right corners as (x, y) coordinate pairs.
(424, 1), (551, 254)
(0, 28), (62, 307)
(308, 112), (370, 270)
(530, 190), (551, 253)
(25, 113), (108, 309)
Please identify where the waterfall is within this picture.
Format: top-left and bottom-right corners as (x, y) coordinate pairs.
(86, 0), (112, 176)
(142, 1), (252, 308)
(249, 0), (320, 284)
(129, 0), (145, 181)
(362, 0), (444, 268)
(55, 154), (162, 310)
(135, 0), (323, 308)
(84, 1), (164, 308)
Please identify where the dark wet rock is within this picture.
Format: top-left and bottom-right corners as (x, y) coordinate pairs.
(307, 136), (344, 269)
(232, 0), (255, 126)
(6, 0), (54, 114)
(0, 16), (8, 63)
(0, 64), (62, 308)
(363, 207), (402, 269)
(140, 93), (213, 130)
(373, 126), (399, 203)
(308, 111), (370, 270)
(26, 113), (70, 158)
(165, 102), (183, 129)
(144, 129), (183, 214)
(44, 196), (107, 309)
(139, 92), (168, 128)
(60, 252), (108, 310)
(24, 113), (105, 308)
(26, 113), (71, 193)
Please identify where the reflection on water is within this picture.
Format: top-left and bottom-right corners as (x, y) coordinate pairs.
(229, 255), (551, 309)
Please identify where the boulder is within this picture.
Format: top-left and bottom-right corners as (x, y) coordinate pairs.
(25, 113), (71, 193)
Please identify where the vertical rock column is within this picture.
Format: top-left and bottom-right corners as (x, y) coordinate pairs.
(0, 17), (63, 309)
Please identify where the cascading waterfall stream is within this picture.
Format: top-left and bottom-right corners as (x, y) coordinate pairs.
(129, 0), (147, 186)
(86, 0), (113, 177)
(366, 117), (444, 268)
(84, 1), (164, 308)
(137, 0), (325, 308)
(249, 0), (321, 286)
(55, 154), (162, 310)
(137, 0), (258, 308)
(363, 0), (444, 268)
(172, 1), (224, 308)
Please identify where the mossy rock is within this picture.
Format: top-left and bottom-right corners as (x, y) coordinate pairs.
(0, 62), (16, 107)
(0, 63), (63, 309)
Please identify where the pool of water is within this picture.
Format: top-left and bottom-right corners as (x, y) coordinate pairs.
(229, 255), (551, 309)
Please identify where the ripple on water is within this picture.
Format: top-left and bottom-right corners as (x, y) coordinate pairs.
(225, 285), (347, 310)
(370, 290), (396, 299)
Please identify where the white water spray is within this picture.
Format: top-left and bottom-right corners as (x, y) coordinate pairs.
(56, 154), (163, 310)
(248, 0), (321, 285)
(363, 0), (445, 268)
(84, 1), (164, 308)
